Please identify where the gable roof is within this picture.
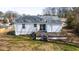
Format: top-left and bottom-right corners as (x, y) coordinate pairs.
(15, 15), (44, 23)
(14, 15), (62, 24)
(39, 16), (62, 24)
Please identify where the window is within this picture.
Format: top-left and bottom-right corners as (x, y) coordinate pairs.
(34, 24), (37, 27)
(40, 24), (46, 30)
(22, 24), (25, 29)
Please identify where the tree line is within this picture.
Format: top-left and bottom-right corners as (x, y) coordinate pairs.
(0, 11), (18, 24)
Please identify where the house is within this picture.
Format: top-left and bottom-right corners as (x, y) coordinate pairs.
(0, 16), (4, 24)
(14, 15), (63, 35)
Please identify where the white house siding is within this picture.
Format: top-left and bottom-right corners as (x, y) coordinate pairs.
(15, 24), (37, 35)
(46, 24), (52, 32)
(51, 24), (62, 32)
(15, 23), (62, 35)
(37, 24), (40, 31)
(46, 24), (62, 32)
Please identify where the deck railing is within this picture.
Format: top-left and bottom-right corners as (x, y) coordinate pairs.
(36, 31), (68, 40)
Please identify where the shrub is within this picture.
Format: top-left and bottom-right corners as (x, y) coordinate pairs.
(74, 23), (79, 33)
(66, 16), (75, 29)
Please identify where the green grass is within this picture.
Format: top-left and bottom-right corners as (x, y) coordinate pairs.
(62, 45), (79, 51)
(52, 40), (79, 51)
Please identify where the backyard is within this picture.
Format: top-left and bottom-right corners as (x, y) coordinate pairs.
(0, 31), (79, 51)
(0, 7), (79, 51)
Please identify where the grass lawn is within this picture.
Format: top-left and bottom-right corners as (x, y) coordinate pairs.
(0, 34), (79, 51)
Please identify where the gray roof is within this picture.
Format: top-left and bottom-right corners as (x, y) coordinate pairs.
(39, 16), (62, 24)
(15, 16), (44, 23)
(14, 15), (62, 24)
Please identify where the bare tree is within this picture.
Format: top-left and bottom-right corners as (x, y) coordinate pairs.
(43, 7), (57, 16)
(43, 7), (72, 16)
(4, 11), (18, 24)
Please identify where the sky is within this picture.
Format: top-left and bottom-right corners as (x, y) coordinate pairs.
(0, 0), (78, 15)
(0, 7), (45, 15)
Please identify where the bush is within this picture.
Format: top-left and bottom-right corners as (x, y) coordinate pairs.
(74, 23), (79, 33)
(66, 16), (75, 29)
(7, 31), (15, 35)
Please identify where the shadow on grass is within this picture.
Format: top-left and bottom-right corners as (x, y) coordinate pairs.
(47, 40), (79, 48)
(7, 31), (15, 35)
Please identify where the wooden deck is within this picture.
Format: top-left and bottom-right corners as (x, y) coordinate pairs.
(36, 32), (68, 40)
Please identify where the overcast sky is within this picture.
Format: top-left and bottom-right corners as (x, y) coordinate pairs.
(0, 0), (78, 15)
(0, 7), (45, 15)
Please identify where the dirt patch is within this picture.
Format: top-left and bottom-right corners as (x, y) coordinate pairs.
(0, 25), (14, 34)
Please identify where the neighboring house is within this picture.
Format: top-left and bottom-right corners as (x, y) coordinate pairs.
(0, 16), (4, 24)
(14, 15), (62, 35)
(0, 16), (10, 28)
